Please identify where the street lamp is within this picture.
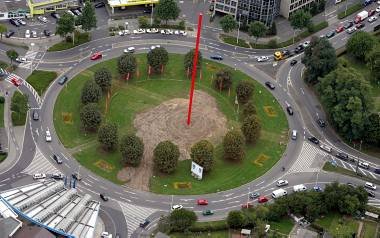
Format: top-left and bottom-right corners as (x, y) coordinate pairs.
(236, 13), (241, 44)
(150, 4), (154, 26)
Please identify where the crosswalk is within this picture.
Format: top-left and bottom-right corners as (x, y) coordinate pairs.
(21, 147), (59, 176)
(368, 198), (380, 208)
(289, 142), (328, 173)
(18, 50), (39, 69)
(118, 202), (159, 237)
(5, 73), (42, 107)
(330, 157), (379, 180)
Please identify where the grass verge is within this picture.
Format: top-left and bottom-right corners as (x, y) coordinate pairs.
(362, 220), (377, 238)
(170, 231), (228, 238)
(314, 212), (359, 237)
(48, 32), (90, 52)
(323, 162), (380, 185)
(220, 34), (251, 48)
(0, 153), (6, 163)
(337, 3), (363, 19)
(11, 91), (27, 126)
(268, 217), (294, 235)
(0, 102), (4, 128)
(26, 70), (57, 96)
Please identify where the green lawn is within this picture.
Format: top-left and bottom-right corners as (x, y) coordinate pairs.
(48, 32), (90, 52)
(170, 231), (229, 238)
(314, 213), (359, 237)
(362, 220), (377, 238)
(11, 91), (27, 126)
(0, 102), (4, 128)
(26, 70), (57, 96)
(269, 217), (294, 235)
(0, 154), (6, 163)
(54, 54), (288, 193)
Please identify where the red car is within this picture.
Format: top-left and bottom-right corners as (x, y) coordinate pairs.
(11, 77), (21, 87)
(90, 52), (102, 60)
(197, 199), (208, 205)
(241, 203), (253, 209)
(335, 25), (344, 33)
(369, 10), (376, 17)
(258, 196), (268, 203)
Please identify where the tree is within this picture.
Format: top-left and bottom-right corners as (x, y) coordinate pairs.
(302, 36), (337, 85)
(236, 80), (254, 104)
(94, 67), (112, 91)
(227, 211), (245, 229)
(223, 130), (245, 160)
(242, 101), (257, 119)
(80, 103), (102, 131)
(153, 140), (180, 173)
(190, 140), (214, 172)
(241, 115), (261, 144)
(81, 79), (102, 104)
(289, 10), (311, 42)
(0, 24), (7, 39)
(248, 21), (267, 43)
(219, 15), (237, 33)
(155, 0), (180, 24)
(81, 0), (97, 31)
(138, 16), (149, 28)
(147, 47), (169, 73)
(213, 69), (232, 91)
(267, 22), (277, 36)
(364, 113), (380, 145)
(366, 44), (380, 83)
(6, 49), (18, 65)
(169, 209), (197, 232)
(347, 31), (376, 62)
(119, 134), (144, 167)
(118, 53), (137, 78)
(184, 49), (203, 72)
(56, 12), (75, 38)
(98, 122), (118, 151)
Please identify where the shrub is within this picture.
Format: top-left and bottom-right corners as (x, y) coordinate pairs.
(236, 80), (254, 104)
(241, 101), (256, 119)
(213, 69), (232, 91)
(227, 210), (245, 229)
(169, 209), (197, 232)
(190, 140), (214, 172)
(98, 122), (118, 151)
(241, 115), (261, 144)
(120, 134), (144, 167)
(0, 96), (4, 104)
(154, 140), (180, 173)
(79, 103), (102, 131)
(81, 79), (102, 104)
(223, 130), (245, 160)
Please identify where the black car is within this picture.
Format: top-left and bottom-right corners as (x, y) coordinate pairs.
(308, 136), (319, 144)
(356, 23), (365, 29)
(58, 75), (68, 85)
(265, 81), (275, 90)
(317, 118), (326, 128)
(286, 106), (294, 115)
(9, 19), (20, 27)
(100, 193), (109, 201)
(143, 8), (152, 14)
(139, 219), (150, 228)
(94, 2), (106, 8)
(53, 154), (63, 164)
(336, 152), (349, 161)
(375, 168), (380, 174)
(210, 55), (223, 60)
(5, 30), (15, 38)
(294, 45), (304, 54)
(290, 60), (297, 66)
(43, 29), (51, 37)
(326, 31), (335, 38)
(367, 190), (376, 198)
(32, 110), (39, 121)
(344, 21), (354, 29)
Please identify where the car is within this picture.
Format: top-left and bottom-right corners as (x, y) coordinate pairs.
(202, 210), (214, 216)
(58, 75), (68, 85)
(124, 47), (135, 53)
(290, 59), (297, 66)
(53, 154), (63, 164)
(5, 30), (15, 38)
(291, 130), (297, 140)
(51, 12), (60, 19)
(166, 29), (174, 34)
(258, 196), (268, 203)
(294, 45), (305, 53)
(101, 232), (111, 238)
(95, 2), (106, 8)
(344, 21), (354, 29)
(369, 10), (376, 16)
(45, 130), (52, 142)
(308, 136), (319, 144)
(367, 190), (376, 197)
(31, 30), (37, 38)
(174, 30), (180, 35)
(320, 144), (332, 153)
(358, 161), (370, 169)
(265, 81), (275, 90)
(336, 25), (344, 33)
(139, 219), (150, 228)
(150, 28), (159, 33)
(276, 179), (289, 187)
(249, 192), (260, 199)
(313, 186), (323, 192)
(241, 203), (253, 209)
(346, 26), (357, 34)
(302, 41), (310, 48)
(9, 19), (20, 27)
(15, 57), (27, 63)
(66, 10), (75, 16)
(11, 77), (22, 87)
(17, 19), (26, 26)
(90, 52), (102, 60)
(37, 16), (48, 23)
(286, 106), (294, 115)
(197, 199), (208, 205)
(319, 34), (326, 38)
(347, 182), (356, 188)
(326, 31), (335, 38)
(257, 56), (269, 62)
(317, 118), (326, 128)
(374, 168), (380, 174)
(33, 173), (46, 180)
(210, 55), (223, 60)
(377, 6), (380, 12)
(160, 29), (166, 34)
(368, 16), (378, 22)
(51, 173), (64, 180)
(43, 29), (51, 37)
(72, 172), (82, 181)
(73, 9), (82, 16)
(356, 23), (365, 29)
(25, 30), (30, 38)
(171, 205), (183, 210)
(100, 193), (109, 201)
(137, 28), (146, 34)
(336, 152), (349, 161)
(150, 45), (160, 50)
(179, 30), (187, 36)
(32, 110), (39, 121)
(365, 182), (377, 190)
(143, 8), (152, 14)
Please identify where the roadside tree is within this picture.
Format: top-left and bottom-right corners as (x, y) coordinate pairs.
(6, 49), (18, 65)
(147, 47), (169, 73)
(98, 122), (118, 151)
(119, 134), (144, 166)
(80, 103), (102, 131)
(81, 79), (102, 104)
(190, 140), (214, 172)
(94, 67), (112, 91)
(223, 130), (245, 160)
(155, 0), (180, 24)
(169, 209), (197, 232)
(241, 115), (261, 144)
(289, 10), (311, 42)
(366, 44), (380, 83)
(118, 53), (137, 79)
(213, 69), (232, 91)
(347, 31), (376, 62)
(364, 113), (380, 145)
(81, 0), (97, 32)
(227, 210), (245, 229)
(241, 101), (257, 119)
(56, 12), (75, 38)
(153, 140), (180, 173)
(248, 21), (267, 43)
(0, 24), (7, 39)
(184, 49), (203, 72)
(236, 80), (254, 104)
(220, 15), (237, 33)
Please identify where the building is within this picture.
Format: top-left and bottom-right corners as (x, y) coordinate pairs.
(107, 0), (159, 14)
(280, 0), (317, 18)
(0, 1), (29, 20)
(27, 0), (79, 16)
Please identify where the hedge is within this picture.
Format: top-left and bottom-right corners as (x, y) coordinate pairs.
(188, 220), (228, 232)
(337, 3), (363, 19)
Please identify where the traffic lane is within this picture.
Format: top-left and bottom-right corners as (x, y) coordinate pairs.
(99, 205), (127, 238)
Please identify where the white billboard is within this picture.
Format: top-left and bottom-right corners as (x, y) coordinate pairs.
(191, 161), (203, 180)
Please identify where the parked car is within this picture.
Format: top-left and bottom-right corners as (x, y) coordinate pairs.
(17, 19), (26, 26)
(31, 30), (37, 38)
(5, 30), (15, 38)
(51, 12), (60, 19)
(25, 30), (30, 38)
(53, 154), (63, 164)
(265, 81), (275, 90)
(197, 199), (208, 205)
(313, 186), (323, 192)
(202, 210), (214, 216)
(286, 106), (294, 115)
(364, 182), (377, 190)
(37, 16), (48, 23)
(94, 2), (106, 8)
(139, 219), (150, 228)
(90, 52), (102, 60)
(72, 172), (82, 181)
(276, 179), (289, 187)
(9, 19), (20, 27)
(171, 205), (183, 210)
(33, 173), (46, 180)
(57, 75), (68, 85)
(290, 59), (297, 66)
(336, 152), (349, 161)
(308, 136), (319, 144)
(317, 118), (326, 127)
(100, 193), (109, 201)
(210, 55), (223, 60)
(258, 196), (268, 203)
(32, 110), (39, 121)
(43, 29), (51, 37)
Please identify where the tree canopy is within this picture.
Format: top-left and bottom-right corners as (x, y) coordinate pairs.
(190, 140), (214, 172)
(168, 209), (197, 232)
(155, 0), (180, 24)
(366, 44), (380, 83)
(184, 49), (203, 72)
(118, 53), (137, 77)
(248, 21), (267, 42)
(347, 31), (376, 62)
(119, 134), (144, 167)
(236, 80), (254, 104)
(223, 130), (245, 160)
(56, 12), (75, 38)
(153, 140), (180, 173)
(6, 49), (18, 65)
(98, 122), (118, 151)
(81, 0), (97, 31)
(220, 15), (237, 33)
(80, 103), (102, 131)
(94, 67), (112, 91)
(289, 10), (311, 30)
(81, 79), (102, 104)
(241, 115), (261, 144)
(147, 47), (169, 73)
(213, 69), (232, 91)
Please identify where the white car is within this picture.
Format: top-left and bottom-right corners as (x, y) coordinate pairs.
(25, 30), (30, 38)
(368, 16), (378, 22)
(31, 30), (37, 38)
(376, 6), (380, 12)
(118, 30), (125, 36)
(46, 130), (52, 142)
(33, 173), (46, 180)
(257, 56), (269, 62)
(150, 45), (160, 50)
(320, 144), (332, 153)
(171, 205), (183, 210)
(124, 47), (135, 53)
(37, 16), (48, 23)
(365, 182), (377, 190)
(346, 26), (357, 34)
(302, 41), (310, 48)
(150, 28), (159, 33)
(165, 29), (173, 35)
(160, 29), (166, 34)
(276, 179), (289, 187)
(179, 30), (187, 36)
(16, 57), (27, 63)
(174, 30), (180, 35)
(18, 19), (26, 25)
(133, 29), (139, 34)
(146, 28), (152, 33)
(137, 28), (146, 34)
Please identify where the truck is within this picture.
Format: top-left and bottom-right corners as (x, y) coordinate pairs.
(355, 10), (369, 24)
(274, 50), (291, 61)
(272, 188), (287, 198)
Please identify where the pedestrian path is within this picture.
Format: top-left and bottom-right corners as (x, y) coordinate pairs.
(21, 147), (59, 176)
(289, 142), (327, 173)
(118, 202), (159, 237)
(5, 73), (42, 107)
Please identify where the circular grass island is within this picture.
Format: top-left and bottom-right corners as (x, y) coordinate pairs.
(53, 53), (288, 195)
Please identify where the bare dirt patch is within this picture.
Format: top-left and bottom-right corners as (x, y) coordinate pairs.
(121, 90), (228, 190)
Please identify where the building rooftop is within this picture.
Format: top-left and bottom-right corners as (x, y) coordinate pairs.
(0, 0), (28, 13)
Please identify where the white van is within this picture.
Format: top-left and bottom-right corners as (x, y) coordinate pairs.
(272, 188), (287, 198)
(293, 184), (307, 192)
(358, 161), (369, 169)
(320, 144), (332, 153)
(291, 130), (297, 140)
(33, 173), (46, 180)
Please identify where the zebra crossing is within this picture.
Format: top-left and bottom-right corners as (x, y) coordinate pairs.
(368, 198), (380, 208)
(289, 142), (328, 173)
(118, 201), (159, 237)
(5, 73), (42, 106)
(331, 157), (379, 180)
(21, 147), (59, 176)
(18, 50), (39, 69)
